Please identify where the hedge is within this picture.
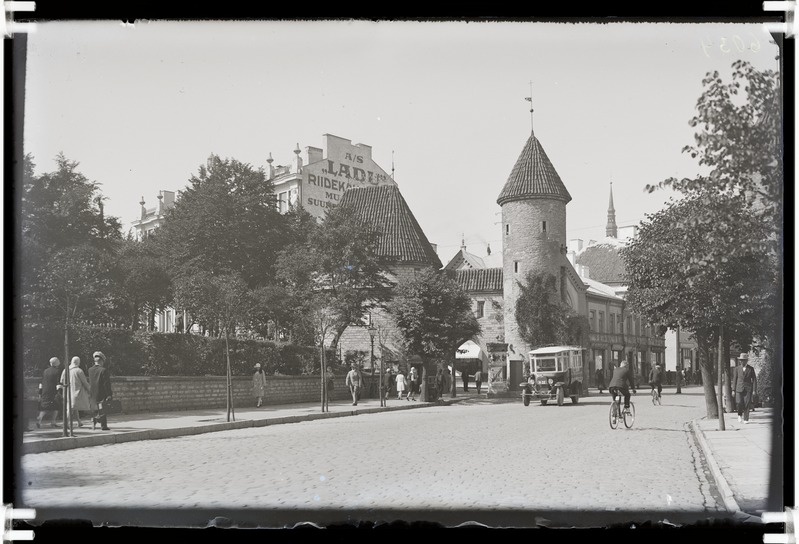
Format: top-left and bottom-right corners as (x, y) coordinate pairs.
(20, 324), (340, 378)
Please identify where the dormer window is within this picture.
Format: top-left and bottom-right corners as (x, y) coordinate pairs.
(542, 221), (547, 232)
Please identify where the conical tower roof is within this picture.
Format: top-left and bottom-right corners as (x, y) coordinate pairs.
(340, 185), (442, 268)
(496, 134), (572, 206)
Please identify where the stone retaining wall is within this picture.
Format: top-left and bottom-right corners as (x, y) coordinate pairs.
(23, 375), (366, 414)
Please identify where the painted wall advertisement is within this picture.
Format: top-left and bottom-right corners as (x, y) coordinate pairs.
(302, 135), (395, 220)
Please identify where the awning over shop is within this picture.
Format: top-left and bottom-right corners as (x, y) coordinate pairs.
(456, 340), (481, 359)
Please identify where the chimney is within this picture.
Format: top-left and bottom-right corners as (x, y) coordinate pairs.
(293, 143), (303, 173)
(161, 190), (176, 210)
(306, 146), (323, 165)
(568, 238), (583, 253)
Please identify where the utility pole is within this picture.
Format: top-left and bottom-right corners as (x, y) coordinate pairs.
(717, 326), (726, 431)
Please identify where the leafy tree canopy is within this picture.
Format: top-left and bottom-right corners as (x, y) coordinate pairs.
(621, 194), (777, 347)
(152, 155), (287, 288)
(388, 268), (480, 360)
(514, 270), (586, 349)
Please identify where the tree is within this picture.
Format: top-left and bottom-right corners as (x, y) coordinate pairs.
(111, 238), (173, 331)
(621, 195), (777, 419)
(21, 153), (122, 322)
(640, 61), (782, 426)
(648, 61), (782, 249)
(152, 155), (288, 288)
(514, 270), (585, 349)
(275, 202), (390, 409)
(388, 268), (480, 399)
(40, 244), (114, 436)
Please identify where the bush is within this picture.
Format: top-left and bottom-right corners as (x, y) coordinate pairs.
(21, 324), (326, 377)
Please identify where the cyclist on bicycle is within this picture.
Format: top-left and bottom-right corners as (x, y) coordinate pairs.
(648, 362), (664, 399)
(608, 360), (636, 409)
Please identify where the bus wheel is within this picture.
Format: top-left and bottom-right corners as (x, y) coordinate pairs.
(556, 387), (564, 406)
(523, 392), (530, 406)
(540, 400), (548, 406)
(570, 396), (579, 404)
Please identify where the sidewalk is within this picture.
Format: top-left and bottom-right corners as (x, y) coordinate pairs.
(22, 388), (491, 455)
(691, 406), (775, 517)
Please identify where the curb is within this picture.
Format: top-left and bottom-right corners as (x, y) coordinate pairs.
(690, 419), (740, 513)
(23, 396), (469, 455)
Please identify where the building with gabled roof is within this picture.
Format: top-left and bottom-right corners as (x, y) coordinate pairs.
(339, 185), (442, 270)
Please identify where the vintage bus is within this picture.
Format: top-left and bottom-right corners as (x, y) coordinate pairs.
(520, 346), (585, 406)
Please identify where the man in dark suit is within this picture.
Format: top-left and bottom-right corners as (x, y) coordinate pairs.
(732, 352), (757, 424)
(89, 351), (113, 430)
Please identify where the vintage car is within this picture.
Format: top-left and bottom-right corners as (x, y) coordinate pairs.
(520, 345), (585, 406)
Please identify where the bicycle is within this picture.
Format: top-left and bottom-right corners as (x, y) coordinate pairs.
(608, 388), (636, 429)
(650, 384), (661, 406)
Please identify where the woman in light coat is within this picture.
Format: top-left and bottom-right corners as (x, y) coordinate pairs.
(60, 356), (91, 427)
(252, 363), (267, 407)
(395, 371), (407, 400)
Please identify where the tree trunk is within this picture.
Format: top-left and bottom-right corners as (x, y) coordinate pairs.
(63, 319), (72, 437)
(320, 339), (326, 413)
(717, 326), (726, 430)
(420, 359), (429, 401)
(697, 336), (718, 418)
(722, 338), (735, 413)
(450, 358), (457, 398)
(225, 330), (235, 422)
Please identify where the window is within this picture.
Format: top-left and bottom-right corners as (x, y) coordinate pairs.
(505, 224), (509, 235)
(277, 191), (288, 213)
(626, 316), (632, 334)
(476, 301), (485, 318)
(288, 187), (298, 206)
(609, 313), (614, 333)
(542, 221), (547, 232)
(635, 318), (640, 337)
(589, 310), (596, 331)
(514, 261), (519, 274)
(618, 314), (624, 333)
(598, 311), (605, 332)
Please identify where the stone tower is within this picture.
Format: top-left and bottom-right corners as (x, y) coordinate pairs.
(606, 182), (618, 238)
(497, 131), (572, 363)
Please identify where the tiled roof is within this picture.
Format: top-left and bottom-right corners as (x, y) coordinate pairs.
(444, 249), (486, 271)
(340, 185), (443, 268)
(583, 276), (623, 300)
(455, 267), (503, 292)
(575, 242), (627, 285)
(497, 134), (572, 205)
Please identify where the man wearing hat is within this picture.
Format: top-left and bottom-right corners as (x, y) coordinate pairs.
(732, 352), (757, 424)
(89, 351), (113, 430)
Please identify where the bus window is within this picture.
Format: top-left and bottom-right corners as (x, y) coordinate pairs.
(535, 358), (557, 372)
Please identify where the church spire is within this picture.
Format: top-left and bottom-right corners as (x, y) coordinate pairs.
(606, 181), (618, 238)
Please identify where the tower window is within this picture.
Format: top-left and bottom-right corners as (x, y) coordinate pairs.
(476, 301), (485, 318)
(514, 261), (519, 274)
(542, 221), (547, 232)
(505, 224), (509, 235)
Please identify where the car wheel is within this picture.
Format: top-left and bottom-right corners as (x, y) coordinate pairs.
(570, 396), (578, 404)
(540, 400), (548, 406)
(556, 387), (564, 406)
(523, 391), (530, 406)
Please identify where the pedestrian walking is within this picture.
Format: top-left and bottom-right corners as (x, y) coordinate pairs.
(252, 363), (266, 407)
(732, 353), (757, 423)
(461, 369), (470, 392)
(396, 371), (407, 400)
(474, 369), (483, 394)
(595, 366), (606, 394)
(345, 363), (362, 406)
(326, 366), (335, 404)
(435, 367), (444, 399)
(60, 356), (91, 427)
(443, 366), (452, 396)
(88, 351), (113, 431)
(36, 357), (62, 428)
(407, 366), (418, 401)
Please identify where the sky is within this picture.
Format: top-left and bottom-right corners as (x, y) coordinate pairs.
(23, 20), (781, 265)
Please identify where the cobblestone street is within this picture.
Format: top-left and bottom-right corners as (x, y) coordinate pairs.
(21, 388), (724, 519)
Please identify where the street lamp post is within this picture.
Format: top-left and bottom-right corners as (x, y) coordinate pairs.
(369, 325), (381, 407)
